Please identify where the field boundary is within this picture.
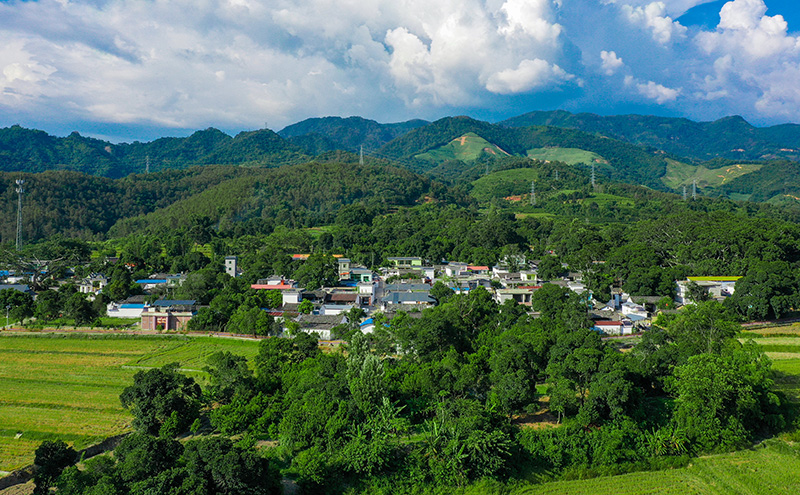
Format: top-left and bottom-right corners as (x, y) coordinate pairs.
(0, 433), (129, 489)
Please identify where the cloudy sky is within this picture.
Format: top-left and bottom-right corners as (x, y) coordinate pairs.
(1, 0), (799, 141)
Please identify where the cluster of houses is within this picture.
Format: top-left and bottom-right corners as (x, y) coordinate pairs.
(0, 254), (743, 340)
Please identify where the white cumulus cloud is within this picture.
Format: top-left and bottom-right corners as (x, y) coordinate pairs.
(486, 58), (573, 94)
(621, 2), (688, 44)
(600, 50), (624, 75)
(625, 75), (681, 103)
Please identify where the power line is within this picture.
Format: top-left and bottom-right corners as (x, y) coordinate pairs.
(15, 179), (24, 251)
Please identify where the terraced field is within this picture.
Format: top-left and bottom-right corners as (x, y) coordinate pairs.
(0, 334), (261, 472)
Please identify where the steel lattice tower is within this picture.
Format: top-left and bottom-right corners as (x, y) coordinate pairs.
(15, 179), (24, 251)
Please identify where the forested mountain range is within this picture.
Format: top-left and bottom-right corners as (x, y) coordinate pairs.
(0, 125), (310, 178)
(500, 110), (800, 163)
(4, 110), (800, 209)
(278, 116), (428, 155)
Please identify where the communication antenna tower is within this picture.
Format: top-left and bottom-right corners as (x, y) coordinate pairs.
(15, 179), (24, 251)
(692, 179), (697, 200)
(359, 146), (364, 166)
(530, 180), (536, 206)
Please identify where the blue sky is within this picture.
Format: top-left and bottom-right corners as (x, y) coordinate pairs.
(1, 0), (800, 142)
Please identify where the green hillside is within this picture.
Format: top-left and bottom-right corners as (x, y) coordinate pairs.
(526, 147), (606, 165)
(415, 133), (511, 163)
(379, 117), (669, 188)
(662, 159), (763, 190)
(0, 125), (310, 178)
(470, 168), (541, 203)
(109, 161), (440, 237)
(278, 116), (428, 154)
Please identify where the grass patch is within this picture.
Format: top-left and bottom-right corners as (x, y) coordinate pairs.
(416, 133), (510, 163)
(503, 441), (800, 495)
(526, 147), (605, 166)
(0, 334), (261, 471)
(661, 159), (762, 190)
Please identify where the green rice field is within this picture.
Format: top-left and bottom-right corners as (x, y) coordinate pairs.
(0, 334), (261, 472)
(505, 441), (800, 495)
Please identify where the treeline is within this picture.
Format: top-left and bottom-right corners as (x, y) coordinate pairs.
(32, 290), (791, 494)
(0, 160), (453, 243)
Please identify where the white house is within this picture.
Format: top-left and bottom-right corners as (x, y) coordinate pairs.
(675, 277), (741, 305)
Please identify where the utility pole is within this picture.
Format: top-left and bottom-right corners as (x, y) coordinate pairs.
(15, 179), (24, 251)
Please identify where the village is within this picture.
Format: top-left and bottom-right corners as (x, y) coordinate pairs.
(1, 253), (741, 340)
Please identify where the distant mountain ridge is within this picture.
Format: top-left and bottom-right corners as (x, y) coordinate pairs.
(499, 110), (800, 162)
(278, 116), (428, 154)
(4, 111), (800, 205)
(0, 125), (309, 178)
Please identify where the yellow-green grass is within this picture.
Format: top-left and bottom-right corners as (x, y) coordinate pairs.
(415, 133), (510, 163)
(526, 147), (605, 166)
(498, 441), (800, 495)
(744, 322), (800, 336)
(746, 331), (800, 403)
(0, 335), (261, 471)
(661, 158), (762, 190)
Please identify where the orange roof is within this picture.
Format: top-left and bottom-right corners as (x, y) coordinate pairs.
(251, 284), (296, 290)
(595, 321), (623, 326)
(467, 265), (489, 271)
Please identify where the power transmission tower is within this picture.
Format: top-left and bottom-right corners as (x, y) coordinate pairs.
(359, 146), (364, 166)
(15, 179), (24, 251)
(591, 164), (596, 189)
(692, 179), (697, 200)
(145, 155), (150, 174)
(683, 185), (687, 200)
(530, 180), (536, 206)
(555, 170), (559, 181)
